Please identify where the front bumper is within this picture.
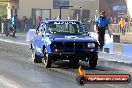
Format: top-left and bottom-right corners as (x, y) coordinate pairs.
(49, 51), (98, 60)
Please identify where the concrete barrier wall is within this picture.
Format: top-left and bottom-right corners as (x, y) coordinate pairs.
(90, 32), (132, 57)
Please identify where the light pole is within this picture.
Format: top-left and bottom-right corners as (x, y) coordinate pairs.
(95, 10), (98, 20)
(80, 7), (82, 21)
(108, 0), (111, 17)
(59, 5), (73, 19)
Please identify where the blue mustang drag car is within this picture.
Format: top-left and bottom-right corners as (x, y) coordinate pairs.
(30, 20), (98, 68)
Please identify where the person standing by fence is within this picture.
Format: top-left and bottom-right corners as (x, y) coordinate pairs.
(119, 18), (126, 35)
(36, 16), (41, 26)
(125, 16), (129, 32)
(24, 17), (28, 31)
(11, 15), (17, 37)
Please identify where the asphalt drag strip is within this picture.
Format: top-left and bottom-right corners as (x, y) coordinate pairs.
(0, 40), (132, 88)
(0, 75), (22, 88)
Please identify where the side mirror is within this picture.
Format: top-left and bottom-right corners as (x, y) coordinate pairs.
(36, 29), (39, 35)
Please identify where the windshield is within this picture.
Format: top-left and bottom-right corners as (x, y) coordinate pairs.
(46, 21), (84, 34)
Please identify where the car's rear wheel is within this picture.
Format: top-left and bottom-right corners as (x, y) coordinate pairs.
(32, 49), (42, 63)
(89, 54), (98, 69)
(43, 50), (52, 68)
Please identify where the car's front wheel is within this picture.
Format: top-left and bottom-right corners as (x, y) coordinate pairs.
(89, 54), (98, 69)
(43, 50), (52, 68)
(32, 49), (42, 63)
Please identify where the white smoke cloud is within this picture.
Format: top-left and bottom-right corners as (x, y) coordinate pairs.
(127, 0), (132, 17)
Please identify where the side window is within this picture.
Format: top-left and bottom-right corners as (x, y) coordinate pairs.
(37, 23), (45, 35)
(41, 24), (46, 34)
(36, 24), (40, 34)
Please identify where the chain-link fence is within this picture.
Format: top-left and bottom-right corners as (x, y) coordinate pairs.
(0, 17), (35, 34)
(109, 23), (132, 33)
(1, 17), (132, 33)
(84, 21), (132, 33)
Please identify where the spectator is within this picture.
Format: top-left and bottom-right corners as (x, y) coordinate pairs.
(11, 15), (17, 37)
(56, 15), (60, 20)
(130, 18), (132, 26)
(125, 16), (129, 22)
(36, 16), (41, 25)
(21, 16), (26, 31)
(125, 16), (129, 32)
(119, 18), (126, 35)
(28, 17), (33, 29)
(24, 17), (28, 31)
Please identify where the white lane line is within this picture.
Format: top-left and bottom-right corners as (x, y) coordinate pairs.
(0, 39), (29, 46)
(0, 76), (23, 88)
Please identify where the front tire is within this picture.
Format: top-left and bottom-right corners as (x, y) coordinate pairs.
(89, 54), (98, 69)
(32, 49), (42, 63)
(43, 50), (52, 68)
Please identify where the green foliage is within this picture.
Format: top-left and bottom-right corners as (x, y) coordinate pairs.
(0, 2), (7, 17)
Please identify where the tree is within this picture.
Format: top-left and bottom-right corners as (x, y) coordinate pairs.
(0, 1), (7, 17)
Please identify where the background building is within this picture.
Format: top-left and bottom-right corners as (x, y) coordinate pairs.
(99, 0), (132, 23)
(7, 0), (132, 24)
(4, 0), (132, 32)
(99, 0), (127, 18)
(7, 0), (99, 20)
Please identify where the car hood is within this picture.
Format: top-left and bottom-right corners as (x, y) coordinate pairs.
(44, 34), (97, 42)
